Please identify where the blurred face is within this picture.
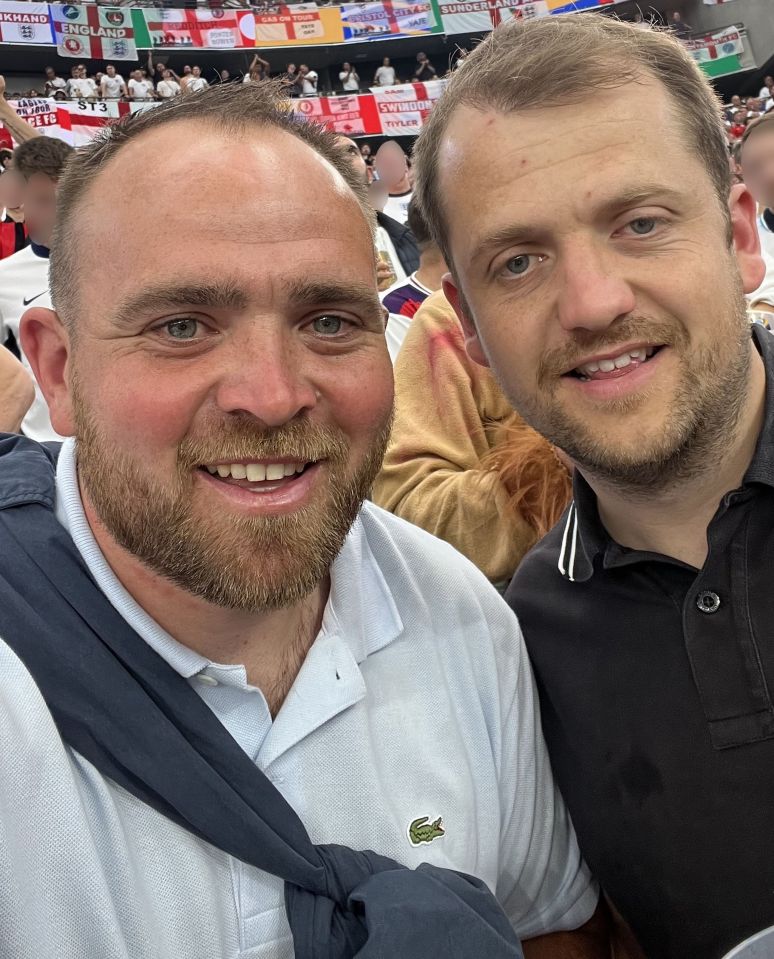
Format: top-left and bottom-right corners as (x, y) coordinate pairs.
(193, 66), (202, 78)
(45, 68), (55, 80)
(164, 71), (173, 81)
(23, 172), (58, 246)
(45, 124), (393, 611)
(0, 170), (23, 208)
(732, 96), (741, 107)
(373, 143), (407, 190)
(383, 58), (390, 67)
(742, 127), (774, 209)
(417, 53), (426, 63)
(107, 65), (116, 77)
(343, 63), (350, 71)
(221, 70), (230, 80)
(441, 77), (764, 491)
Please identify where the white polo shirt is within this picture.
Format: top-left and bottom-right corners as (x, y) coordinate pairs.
(0, 438), (597, 959)
(0, 243), (64, 442)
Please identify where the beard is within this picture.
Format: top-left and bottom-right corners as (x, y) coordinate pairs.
(72, 390), (393, 612)
(478, 273), (754, 496)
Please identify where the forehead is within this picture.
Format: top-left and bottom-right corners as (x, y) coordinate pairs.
(73, 122), (374, 311)
(742, 127), (774, 161)
(438, 77), (708, 237)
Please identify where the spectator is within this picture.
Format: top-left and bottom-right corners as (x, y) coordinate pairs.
(298, 64), (318, 96)
(100, 64), (127, 101)
(156, 69), (181, 101)
(43, 66), (66, 97)
(453, 46), (470, 69)
(725, 93), (742, 122)
(66, 65), (97, 101)
(216, 69), (237, 85)
(0, 169), (28, 260)
(243, 53), (271, 83)
(414, 52), (437, 83)
(0, 133), (73, 441)
(0, 345), (33, 433)
(7, 81), (602, 959)
(669, 11), (690, 38)
(339, 62), (360, 92)
(147, 52), (167, 88)
(759, 75), (773, 101)
(360, 142), (374, 166)
(741, 113), (774, 314)
(374, 140), (412, 224)
(0, 147), (13, 171)
(372, 290), (572, 588)
(374, 56), (396, 86)
(179, 65), (194, 92)
(631, 13), (651, 30)
(381, 200), (445, 320)
(282, 62), (302, 96)
(186, 66), (209, 94)
(128, 69), (155, 102)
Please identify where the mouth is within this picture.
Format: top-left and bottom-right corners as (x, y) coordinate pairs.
(565, 344), (664, 382)
(198, 459), (319, 494)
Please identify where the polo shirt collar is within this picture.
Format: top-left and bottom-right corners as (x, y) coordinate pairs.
(558, 324), (774, 583)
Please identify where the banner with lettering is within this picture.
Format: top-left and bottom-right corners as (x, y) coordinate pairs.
(684, 26), (743, 62)
(291, 92), (381, 135)
(252, 4), (344, 47)
(52, 5), (136, 60)
(340, 0), (439, 41)
(133, 7), (254, 49)
(0, 2), (53, 45)
(371, 79), (447, 135)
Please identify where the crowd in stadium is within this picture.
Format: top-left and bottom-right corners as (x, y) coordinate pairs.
(2, 4), (774, 959)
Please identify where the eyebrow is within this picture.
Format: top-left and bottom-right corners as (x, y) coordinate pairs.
(112, 282), (248, 329)
(471, 184), (686, 263)
(282, 279), (383, 316)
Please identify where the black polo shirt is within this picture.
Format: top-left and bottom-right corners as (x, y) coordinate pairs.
(507, 324), (774, 959)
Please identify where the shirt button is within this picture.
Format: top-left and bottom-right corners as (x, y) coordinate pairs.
(196, 674), (219, 687)
(696, 590), (721, 614)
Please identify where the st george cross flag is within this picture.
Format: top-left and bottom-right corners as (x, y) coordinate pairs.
(52, 5), (136, 60)
(0, 3), (54, 45)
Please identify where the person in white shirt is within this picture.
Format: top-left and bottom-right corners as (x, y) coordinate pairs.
(128, 70), (156, 102)
(374, 56), (397, 86)
(185, 65), (209, 94)
(100, 64), (127, 101)
(374, 140), (413, 224)
(339, 62), (360, 92)
(156, 69), (182, 101)
(66, 65), (98, 101)
(759, 76), (773, 102)
(10, 81), (607, 958)
(243, 53), (271, 84)
(298, 64), (318, 96)
(0, 133), (72, 441)
(43, 66), (67, 97)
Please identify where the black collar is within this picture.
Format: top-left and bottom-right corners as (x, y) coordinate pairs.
(30, 241), (50, 259)
(558, 324), (774, 582)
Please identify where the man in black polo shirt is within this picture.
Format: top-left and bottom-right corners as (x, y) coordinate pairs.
(413, 14), (773, 959)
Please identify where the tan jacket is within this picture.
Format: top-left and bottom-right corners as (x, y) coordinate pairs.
(373, 291), (571, 585)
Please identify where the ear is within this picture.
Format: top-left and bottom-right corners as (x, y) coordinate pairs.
(728, 183), (767, 294)
(19, 307), (76, 436)
(442, 272), (490, 368)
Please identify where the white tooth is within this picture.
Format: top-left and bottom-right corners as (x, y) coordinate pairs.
(284, 463), (296, 476)
(598, 359), (616, 373)
(296, 463), (306, 474)
(206, 466), (218, 475)
(266, 464), (285, 481)
(246, 464), (266, 482)
(216, 465), (230, 478)
(613, 353), (632, 369)
(630, 349), (646, 361)
(583, 362), (600, 374)
(230, 464), (247, 480)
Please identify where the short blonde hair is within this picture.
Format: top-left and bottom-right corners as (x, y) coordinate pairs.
(413, 14), (731, 265)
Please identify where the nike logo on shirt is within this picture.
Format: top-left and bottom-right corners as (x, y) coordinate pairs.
(22, 291), (48, 306)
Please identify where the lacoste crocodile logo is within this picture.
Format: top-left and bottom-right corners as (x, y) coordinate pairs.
(408, 816), (445, 846)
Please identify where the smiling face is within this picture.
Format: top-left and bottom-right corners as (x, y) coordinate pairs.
(441, 76), (764, 490)
(46, 121), (393, 611)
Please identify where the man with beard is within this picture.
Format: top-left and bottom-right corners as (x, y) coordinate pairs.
(0, 84), (605, 958)
(414, 14), (773, 959)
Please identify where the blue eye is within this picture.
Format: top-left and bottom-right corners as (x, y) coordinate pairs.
(312, 315), (344, 335)
(165, 318), (199, 339)
(505, 255), (532, 275)
(630, 217), (656, 235)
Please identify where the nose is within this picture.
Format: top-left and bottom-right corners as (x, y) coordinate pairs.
(556, 239), (636, 334)
(214, 329), (319, 428)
